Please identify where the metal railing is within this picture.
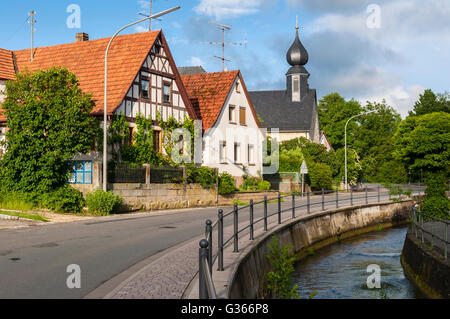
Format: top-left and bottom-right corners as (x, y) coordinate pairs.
(411, 206), (449, 260)
(107, 163), (146, 184)
(198, 185), (405, 299)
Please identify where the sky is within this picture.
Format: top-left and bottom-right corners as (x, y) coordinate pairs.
(1, 0), (449, 118)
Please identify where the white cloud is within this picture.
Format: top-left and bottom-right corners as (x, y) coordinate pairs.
(195, 0), (264, 19)
(301, 0), (448, 117)
(135, 25), (148, 33)
(190, 56), (204, 66)
(358, 85), (424, 119)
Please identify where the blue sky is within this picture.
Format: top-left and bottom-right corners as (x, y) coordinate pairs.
(1, 0), (449, 117)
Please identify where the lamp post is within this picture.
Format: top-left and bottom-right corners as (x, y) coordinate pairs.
(345, 110), (376, 191)
(103, 6), (180, 191)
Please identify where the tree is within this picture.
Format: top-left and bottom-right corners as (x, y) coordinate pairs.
(0, 68), (99, 197)
(409, 89), (450, 117)
(318, 93), (363, 150)
(393, 112), (450, 176)
(354, 101), (403, 182)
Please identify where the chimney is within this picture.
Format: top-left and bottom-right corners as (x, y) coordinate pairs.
(76, 33), (89, 42)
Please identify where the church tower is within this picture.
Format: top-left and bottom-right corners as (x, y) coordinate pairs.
(286, 22), (309, 102)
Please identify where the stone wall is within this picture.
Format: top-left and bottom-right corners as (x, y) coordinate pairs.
(401, 230), (450, 298)
(227, 201), (411, 299)
(111, 183), (217, 211)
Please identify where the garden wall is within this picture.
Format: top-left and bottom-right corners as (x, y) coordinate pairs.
(111, 183), (217, 211)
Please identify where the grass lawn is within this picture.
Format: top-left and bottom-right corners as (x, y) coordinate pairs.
(0, 210), (48, 222)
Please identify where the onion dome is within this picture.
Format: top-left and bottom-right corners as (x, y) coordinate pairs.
(286, 26), (309, 66)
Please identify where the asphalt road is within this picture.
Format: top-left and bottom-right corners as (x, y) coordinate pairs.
(0, 185), (417, 299)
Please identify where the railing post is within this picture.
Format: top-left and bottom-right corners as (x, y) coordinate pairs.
(199, 239), (209, 299)
(350, 188), (353, 206)
(233, 203), (239, 253)
(250, 200), (254, 241)
(336, 188), (339, 209)
(365, 186), (368, 205)
(217, 209), (224, 271)
(205, 220), (213, 275)
(377, 185), (380, 202)
(430, 221), (434, 249)
(278, 193), (282, 224)
(307, 191), (311, 214)
(264, 196), (268, 231)
(421, 213), (424, 244)
(292, 193), (296, 219)
(445, 223), (448, 260)
(321, 189), (325, 211)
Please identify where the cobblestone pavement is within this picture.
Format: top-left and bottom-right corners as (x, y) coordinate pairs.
(105, 191), (396, 299)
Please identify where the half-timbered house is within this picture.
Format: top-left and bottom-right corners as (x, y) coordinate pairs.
(0, 31), (199, 183)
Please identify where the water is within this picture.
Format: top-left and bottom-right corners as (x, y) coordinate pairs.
(292, 226), (423, 299)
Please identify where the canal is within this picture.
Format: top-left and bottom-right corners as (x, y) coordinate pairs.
(293, 226), (424, 299)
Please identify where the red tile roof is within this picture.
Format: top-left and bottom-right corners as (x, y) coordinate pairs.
(13, 31), (160, 115)
(182, 70), (261, 130)
(0, 48), (15, 80)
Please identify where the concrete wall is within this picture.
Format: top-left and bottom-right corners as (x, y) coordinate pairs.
(401, 231), (450, 298)
(111, 183), (216, 211)
(227, 201), (411, 299)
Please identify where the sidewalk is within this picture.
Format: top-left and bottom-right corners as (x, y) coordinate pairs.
(99, 191), (397, 299)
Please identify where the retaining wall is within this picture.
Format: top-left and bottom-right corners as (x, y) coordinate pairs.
(111, 183), (217, 211)
(401, 231), (450, 298)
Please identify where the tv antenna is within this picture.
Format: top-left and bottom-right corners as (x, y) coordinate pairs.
(201, 21), (247, 72)
(138, 0), (163, 31)
(28, 10), (37, 61)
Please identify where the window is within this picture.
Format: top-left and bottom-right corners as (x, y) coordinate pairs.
(234, 143), (241, 164)
(236, 81), (241, 93)
(141, 80), (149, 99)
(68, 160), (92, 184)
(239, 107), (246, 126)
(293, 77), (299, 93)
(229, 105), (236, 123)
(248, 144), (254, 165)
(163, 82), (171, 104)
(220, 141), (227, 164)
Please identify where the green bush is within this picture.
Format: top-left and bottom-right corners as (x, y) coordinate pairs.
(187, 167), (217, 188)
(41, 186), (85, 214)
(0, 190), (36, 211)
(86, 190), (123, 216)
(308, 162), (333, 191)
(240, 175), (272, 192)
(422, 197), (450, 220)
(218, 172), (236, 195)
(258, 180), (271, 191)
(265, 235), (301, 299)
(422, 172), (450, 219)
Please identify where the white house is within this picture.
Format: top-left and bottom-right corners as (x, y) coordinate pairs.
(181, 70), (265, 184)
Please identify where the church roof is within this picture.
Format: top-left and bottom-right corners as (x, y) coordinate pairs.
(178, 66), (206, 75)
(249, 89), (317, 132)
(286, 28), (309, 67)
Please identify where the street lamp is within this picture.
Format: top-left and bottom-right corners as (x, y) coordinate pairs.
(103, 6), (181, 191)
(344, 110), (376, 191)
